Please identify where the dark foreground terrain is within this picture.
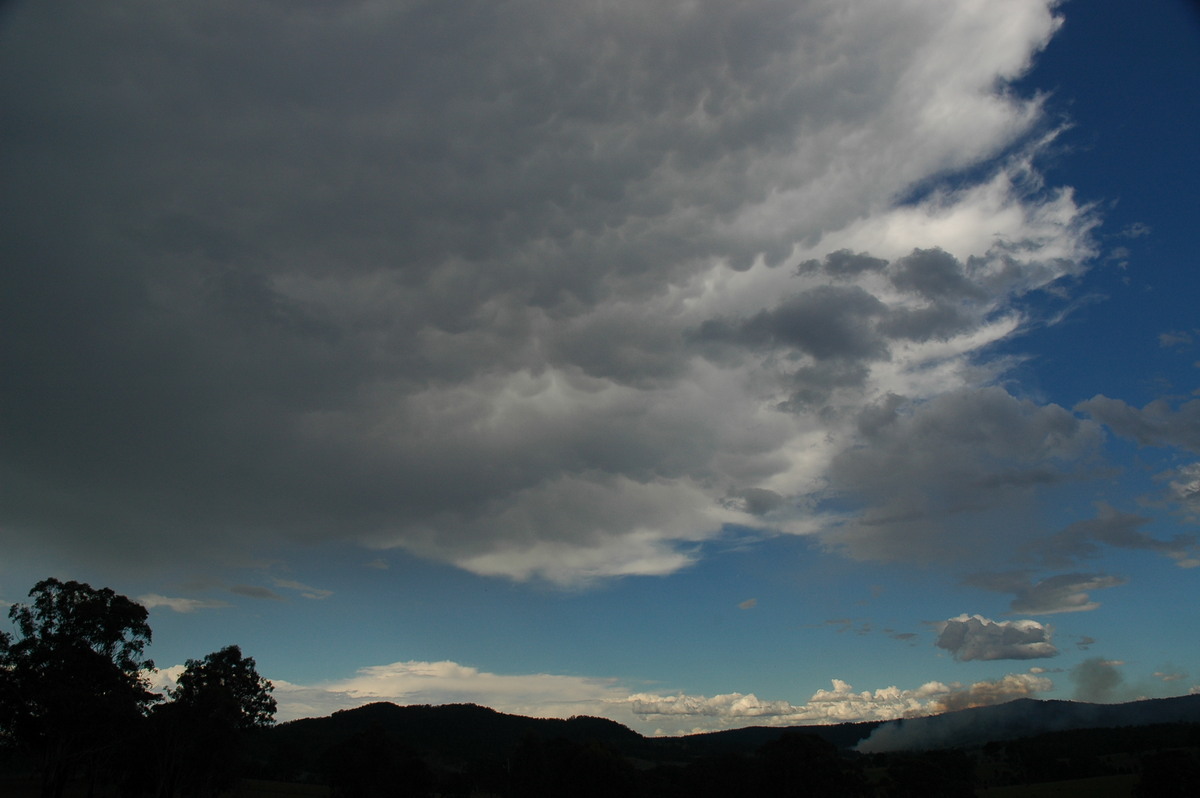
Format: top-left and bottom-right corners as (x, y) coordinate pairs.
(5, 695), (1200, 797)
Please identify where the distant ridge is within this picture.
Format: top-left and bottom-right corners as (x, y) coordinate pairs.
(248, 695), (1200, 794)
(267, 692), (1200, 763)
(273, 701), (644, 763)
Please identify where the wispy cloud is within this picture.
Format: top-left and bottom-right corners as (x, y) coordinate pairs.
(272, 578), (333, 600)
(138, 593), (231, 613)
(1027, 504), (1196, 568)
(230, 585), (285, 601)
(965, 571), (1126, 614)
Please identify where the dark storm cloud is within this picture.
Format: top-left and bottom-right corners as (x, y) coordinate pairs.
(822, 388), (1102, 563)
(723, 488), (787, 517)
(796, 250), (889, 280)
(779, 361), (873, 413)
(0, 0), (1091, 582)
(889, 248), (988, 301)
(694, 245), (1012, 411)
(699, 285), (889, 361)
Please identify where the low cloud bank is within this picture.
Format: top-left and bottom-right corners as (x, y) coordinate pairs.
(220, 658), (1052, 736)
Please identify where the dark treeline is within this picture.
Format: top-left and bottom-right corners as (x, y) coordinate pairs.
(257, 710), (875, 798)
(4, 578), (1200, 797)
(0, 578), (275, 798)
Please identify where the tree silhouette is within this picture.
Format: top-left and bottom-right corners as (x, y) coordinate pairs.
(152, 644), (276, 797)
(0, 578), (156, 798)
(170, 644), (276, 730)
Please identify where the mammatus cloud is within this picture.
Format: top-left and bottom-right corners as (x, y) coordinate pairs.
(191, 658), (1053, 736)
(935, 614), (1058, 661)
(965, 571), (1126, 614)
(0, 0), (1103, 584)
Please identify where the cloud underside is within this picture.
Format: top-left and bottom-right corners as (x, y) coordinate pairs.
(157, 658), (1050, 736)
(1, 0), (1112, 583)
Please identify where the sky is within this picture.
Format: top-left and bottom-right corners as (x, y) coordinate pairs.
(2, 0), (1199, 737)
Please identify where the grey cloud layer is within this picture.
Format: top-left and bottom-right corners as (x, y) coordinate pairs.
(2, 0), (1100, 581)
(823, 387), (1101, 563)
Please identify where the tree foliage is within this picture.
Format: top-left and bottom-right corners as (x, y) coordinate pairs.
(170, 644), (276, 730)
(0, 578), (157, 797)
(150, 645), (276, 797)
(0, 579), (281, 797)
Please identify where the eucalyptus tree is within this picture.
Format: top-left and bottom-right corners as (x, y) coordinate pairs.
(153, 644), (276, 797)
(0, 578), (156, 798)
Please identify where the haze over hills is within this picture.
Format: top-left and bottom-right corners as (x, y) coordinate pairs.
(857, 693), (1200, 752)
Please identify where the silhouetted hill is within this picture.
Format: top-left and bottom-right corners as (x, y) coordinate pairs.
(258, 692), (1200, 773)
(267, 701), (644, 767)
(249, 695), (1200, 795)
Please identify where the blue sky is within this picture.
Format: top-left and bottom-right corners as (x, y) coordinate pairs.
(2, 0), (1199, 735)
